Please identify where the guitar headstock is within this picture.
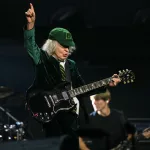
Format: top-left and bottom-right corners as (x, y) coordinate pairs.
(118, 69), (135, 84)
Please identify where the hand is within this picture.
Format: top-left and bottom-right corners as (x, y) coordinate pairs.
(25, 3), (36, 23)
(109, 74), (121, 86)
(79, 137), (91, 150)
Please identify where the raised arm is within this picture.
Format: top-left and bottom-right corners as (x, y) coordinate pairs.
(24, 3), (41, 65)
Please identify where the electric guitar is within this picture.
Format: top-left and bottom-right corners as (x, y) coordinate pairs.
(26, 69), (135, 123)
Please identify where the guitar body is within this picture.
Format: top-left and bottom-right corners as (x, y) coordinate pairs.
(26, 82), (76, 123)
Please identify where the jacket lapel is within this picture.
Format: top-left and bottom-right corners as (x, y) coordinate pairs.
(65, 60), (72, 83)
(44, 53), (62, 80)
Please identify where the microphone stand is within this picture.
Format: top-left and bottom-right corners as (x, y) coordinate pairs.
(0, 106), (25, 141)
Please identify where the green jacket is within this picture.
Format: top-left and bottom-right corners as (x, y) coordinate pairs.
(24, 27), (89, 121)
(24, 28), (85, 90)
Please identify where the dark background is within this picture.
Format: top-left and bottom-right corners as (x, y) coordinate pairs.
(0, 0), (150, 127)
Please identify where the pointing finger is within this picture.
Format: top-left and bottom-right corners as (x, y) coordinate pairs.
(30, 3), (34, 11)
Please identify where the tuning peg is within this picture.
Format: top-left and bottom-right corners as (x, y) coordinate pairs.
(127, 80), (130, 83)
(123, 81), (126, 84)
(131, 79), (134, 82)
(119, 70), (122, 74)
(121, 70), (125, 74)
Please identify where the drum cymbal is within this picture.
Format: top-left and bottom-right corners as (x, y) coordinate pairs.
(0, 86), (14, 99)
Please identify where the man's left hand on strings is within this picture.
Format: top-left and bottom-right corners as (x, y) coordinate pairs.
(109, 74), (121, 86)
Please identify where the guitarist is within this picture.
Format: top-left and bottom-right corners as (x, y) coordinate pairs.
(79, 89), (136, 150)
(24, 3), (121, 150)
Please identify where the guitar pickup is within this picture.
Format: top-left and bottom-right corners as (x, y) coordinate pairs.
(62, 91), (69, 100)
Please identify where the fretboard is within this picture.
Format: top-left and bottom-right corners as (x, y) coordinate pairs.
(68, 77), (112, 98)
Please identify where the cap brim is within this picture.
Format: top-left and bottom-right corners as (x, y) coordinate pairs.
(66, 41), (75, 47)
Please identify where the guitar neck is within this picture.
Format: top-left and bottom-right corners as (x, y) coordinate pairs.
(68, 77), (112, 98)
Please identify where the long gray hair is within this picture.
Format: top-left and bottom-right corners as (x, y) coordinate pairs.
(41, 39), (76, 56)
